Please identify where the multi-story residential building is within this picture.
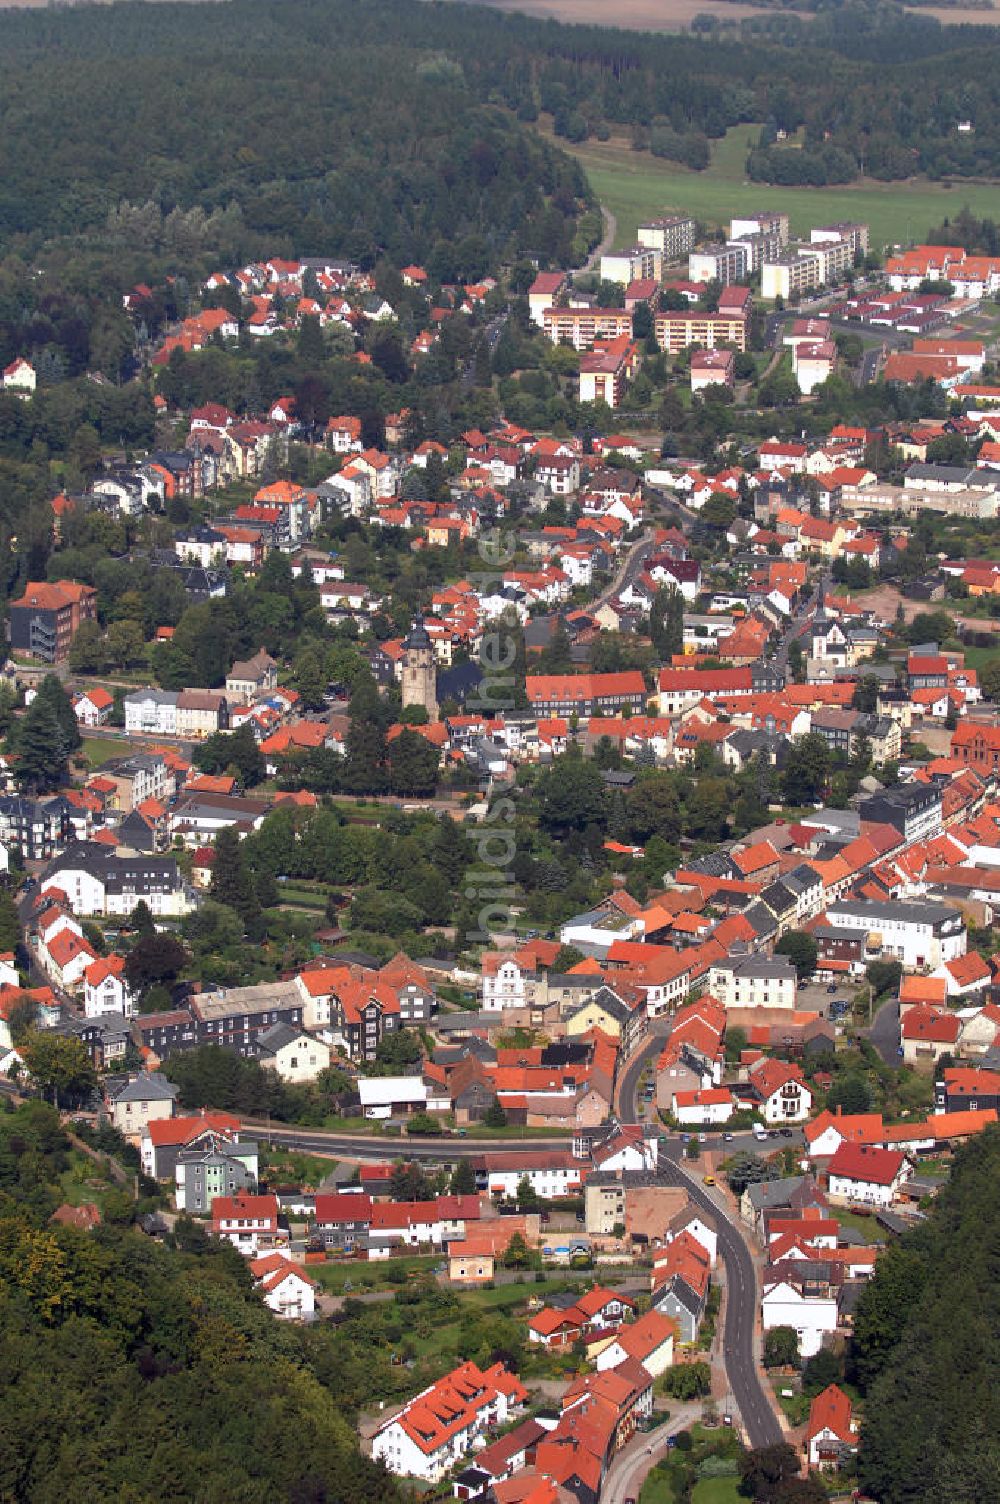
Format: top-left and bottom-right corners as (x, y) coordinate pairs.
(824, 898), (966, 971)
(578, 334), (642, 409)
(689, 243), (747, 286)
(83, 954), (135, 1019)
(526, 671), (648, 717)
(0, 795), (71, 859)
(761, 253), (822, 301)
(600, 245), (658, 285)
(371, 1361), (528, 1482)
(808, 237), (854, 283)
(106, 1071), (178, 1138)
(637, 215), (696, 260)
(707, 955), (798, 1012)
(312, 1192), (373, 1254)
(654, 309), (748, 353)
(811, 222), (869, 257)
(859, 783), (942, 844)
(124, 689), (179, 737)
(211, 1192), (283, 1256)
(826, 1144), (911, 1207)
(176, 1140), (259, 1212)
(528, 271), (568, 327)
(225, 648), (278, 702)
(729, 211), (789, 244)
(42, 844), (194, 918)
(97, 753), (174, 813)
(175, 690), (229, 739)
(8, 580), (97, 663)
(690, 349), (735, 392)
(542, 306), (633, 351)
(190, 981), (305, 1057)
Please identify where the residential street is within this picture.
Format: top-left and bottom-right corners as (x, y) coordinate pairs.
(615, 1023), (785, 1454)
(658, 1155), (782, 1451)
(601, 1401), (702, 1504)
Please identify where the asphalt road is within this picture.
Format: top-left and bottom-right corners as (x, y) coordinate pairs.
(255, 1124), (572, 1160)
(614, 1019), (671, 1119)
(615, 1021), (783, 1454)
(658, 1153), (782, 1451)
(601, 1401), (701, 1504)
(868, 995), (901, 1066)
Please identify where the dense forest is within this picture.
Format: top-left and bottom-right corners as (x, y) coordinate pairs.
(0, 1100), (399, 1503)
(0, 0), (996, 303)
(851, 1126), (1000, 1501)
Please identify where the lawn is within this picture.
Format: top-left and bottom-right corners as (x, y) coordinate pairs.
(640, 1465), (677, 1504)
(691, 1479), (742, 1504)
(538, 121), (1000, 254)
(78, 735), (125, 770)
(59, 1148), (126, 1212)
(260, 1145), (339, 1186)
(828, 1205), (886, 1244)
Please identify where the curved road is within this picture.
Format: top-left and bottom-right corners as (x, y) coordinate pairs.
(616, 1026), (782, 1455)
(658, 1153), (781, 1451)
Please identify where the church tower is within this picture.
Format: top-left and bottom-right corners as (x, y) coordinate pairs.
(401, 616), (438, 722)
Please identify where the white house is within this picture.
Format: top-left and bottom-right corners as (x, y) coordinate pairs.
(482, 955), (529, 1012)
(212, 1193), (284, 1256)
(826, 1143), (911, 1207)
(708, 955), (797, 1012)
(3, 358), (36, 397)
(250, 1253), (317, 1320)
(482, 1152), (583, 1201)
(371, 1361), (527, 1482)
(256, 1022), (331, 1083)
(665, 1208), (719, 1267)
(748, 1059), (814, 1124)
(73, 688), (114, 728)
(594, 1309), (676, 1378)
(672, 1086), (734, 1126)
(84, 954), (135, 1019)
(762, 1268), (839, 1358)
(124, 690), (179, 737)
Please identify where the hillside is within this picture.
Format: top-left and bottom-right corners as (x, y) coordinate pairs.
(0, 1101), (399, 1504)
(853, 1126), (1000, 1501)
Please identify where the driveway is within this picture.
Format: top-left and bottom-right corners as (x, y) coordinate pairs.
(868, 995), (901, 1066)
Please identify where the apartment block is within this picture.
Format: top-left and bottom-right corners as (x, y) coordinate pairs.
(638, 215), (696, 260)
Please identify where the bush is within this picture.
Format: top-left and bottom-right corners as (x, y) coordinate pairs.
(698, 1455), (739, 1477)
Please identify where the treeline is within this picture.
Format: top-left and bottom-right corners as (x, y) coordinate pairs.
(1, 0), (999, 300)
(852, 1126), (1000, 1500)
(0, 1100), (399, 1503)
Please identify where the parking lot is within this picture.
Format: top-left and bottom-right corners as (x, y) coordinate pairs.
(798, 979), (856, 1021)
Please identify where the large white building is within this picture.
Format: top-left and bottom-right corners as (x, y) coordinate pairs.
(371, 1361), (527, 1481)
(708, 954), (797, 1011)
(824, 898), (965, 971)
(124, 689), (179, 737)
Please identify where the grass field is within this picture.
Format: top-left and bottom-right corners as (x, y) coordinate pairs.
(467, 0), (999, 28)
(540, 122), (1000, 253)
(691, 1479), (742, 1504)
(79, 735), (124, 770)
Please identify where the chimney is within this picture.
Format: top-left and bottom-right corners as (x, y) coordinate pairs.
(836, 1104), (842, 1117)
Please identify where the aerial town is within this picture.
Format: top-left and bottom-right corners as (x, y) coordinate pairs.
(4, 188), (1000, 1504)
